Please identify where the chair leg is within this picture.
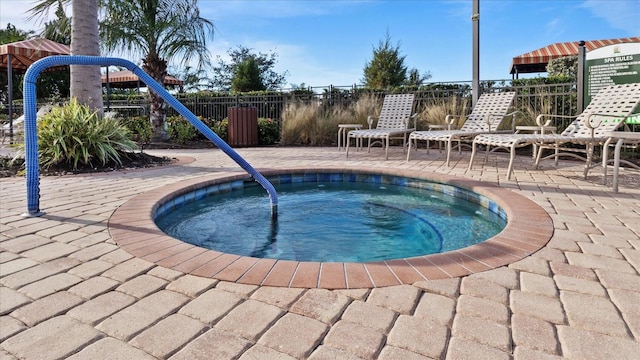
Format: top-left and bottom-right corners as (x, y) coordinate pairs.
(468, 141), (477, 171)
(406, 137), (413, 161)
(446, 139), (452, 166)
(602, 138), (613, 184)
(583, 143), (594, 179)
(385, 137), (389, 160)
(613, 139), (623, 192)
(534, 143), (543, 168)
(346, 136), (351, 158)
(507, 144), (517, 180)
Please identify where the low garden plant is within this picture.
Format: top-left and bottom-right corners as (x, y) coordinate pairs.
(37, 99), (138, 169)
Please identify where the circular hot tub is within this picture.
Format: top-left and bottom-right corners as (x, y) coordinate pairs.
(109, 168), (553, 288)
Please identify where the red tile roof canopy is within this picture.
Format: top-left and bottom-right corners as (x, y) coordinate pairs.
(0, 38), (70, 72)
(102, 69), (184, 88)
(510, 37), (640, 75)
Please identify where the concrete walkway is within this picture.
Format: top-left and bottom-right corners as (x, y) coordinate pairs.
(1, 146), (639, 359)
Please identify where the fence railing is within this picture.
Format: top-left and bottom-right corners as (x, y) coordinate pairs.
(6, 82), (637, 134)
(93, 82), (580, 124)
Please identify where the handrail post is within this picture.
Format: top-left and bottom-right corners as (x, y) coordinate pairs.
(23, 55), (278, 218)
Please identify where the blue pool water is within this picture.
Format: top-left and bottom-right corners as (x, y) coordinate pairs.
(155, 178), (507, 262)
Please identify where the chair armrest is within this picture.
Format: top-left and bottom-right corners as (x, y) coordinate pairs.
(535, 114), (575, 127)
(505, 110), (519, 132)
(408, 113), (418, 130)
(445, 114), (461, 125)
(483, 111), (517, 127)
(584, 113), (636, 130)
(367, 115), (376, 129)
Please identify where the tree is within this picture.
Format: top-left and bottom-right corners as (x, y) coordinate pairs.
(70, 0), (102, 111)
(209, 45), (288, 92)
(29, 0), (103, 112)
(172, 65), (207, 93)
(0, 23), (34, 43)
(546, 56), (578, 80)
(405, 68), (431, 87)
(41, 1), (71, 45)
(231, 56), (265, 92)
(362, 31), (407, 89)
(101, 0), (214, 140)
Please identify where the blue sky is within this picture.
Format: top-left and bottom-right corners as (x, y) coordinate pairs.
(2, 0), (639, 88)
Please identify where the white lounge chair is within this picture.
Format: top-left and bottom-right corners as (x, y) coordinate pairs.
(406, 92), (517, 165)
(468, 83), (640, 180)
(346, 93), (416, 160)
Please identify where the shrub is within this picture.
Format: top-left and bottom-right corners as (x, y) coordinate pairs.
(211, 119), (228, 142)
(258, 118), (279, 145)
(37, 99), (137, 169)
(167, 116), (198, 144)
(416, 96), (470, 130)
(353, 93), (382, 126)
(280, 101), (320, 145)
(121, 116), (153, 144)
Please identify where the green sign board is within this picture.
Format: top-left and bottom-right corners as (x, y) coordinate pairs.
(585, 42), (640, 107)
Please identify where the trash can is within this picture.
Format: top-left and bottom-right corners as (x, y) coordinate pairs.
(227, 105), (258, 147)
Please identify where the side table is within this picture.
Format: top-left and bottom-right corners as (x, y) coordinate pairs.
(603, 131), (640, 192)
(337, 124), (363, 151)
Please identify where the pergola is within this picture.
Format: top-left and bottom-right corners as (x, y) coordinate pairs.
(101, 69), (184, 113)
(509, 37), (640, 78)
(0, 38), (70, 139)
(102, 69), (183, 89)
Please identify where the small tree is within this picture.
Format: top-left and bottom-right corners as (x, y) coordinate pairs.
(405, 68), (431, 87)
(209, 45), (288, 91)
(0, 23), (34, 43)
(362, 31), (407, 89)
(546, 56), (578, 80)
(41, 1), (71, 45)
(232, 56), (265, 92)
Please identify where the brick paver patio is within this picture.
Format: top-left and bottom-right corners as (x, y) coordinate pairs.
(1, 146), (639, 359)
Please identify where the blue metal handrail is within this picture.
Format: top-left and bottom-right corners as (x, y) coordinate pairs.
(23, 55), (278, 218)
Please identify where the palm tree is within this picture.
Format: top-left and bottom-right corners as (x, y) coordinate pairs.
(70, 0), (102, 111)
(29, 0), (102, 111)
(101, 0), (214, 140)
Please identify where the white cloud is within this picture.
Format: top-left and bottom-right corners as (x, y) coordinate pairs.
(581, 0), (640, 35)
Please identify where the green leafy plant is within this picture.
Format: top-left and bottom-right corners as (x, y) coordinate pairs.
(210, 119), (228, 142)
(37, 99), (137, 169)
(167, 116), (198, 144)
(121, 116), (153, 144)
(258, 118), (279, 145)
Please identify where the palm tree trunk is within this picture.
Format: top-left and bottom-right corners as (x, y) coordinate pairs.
(70, 0), (103, 112)
(143, 54), (168, 141)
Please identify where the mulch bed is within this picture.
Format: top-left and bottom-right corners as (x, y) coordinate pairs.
(0, 151), (174, 178)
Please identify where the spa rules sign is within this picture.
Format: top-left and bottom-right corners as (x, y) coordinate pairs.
(585, 42), (640, 106)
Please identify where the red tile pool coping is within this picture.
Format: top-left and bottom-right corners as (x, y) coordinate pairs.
(108, 167), (554, 289)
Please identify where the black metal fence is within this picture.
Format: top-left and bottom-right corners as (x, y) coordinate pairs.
(96, 82), (579, 125)
(5, 82), (635, 134)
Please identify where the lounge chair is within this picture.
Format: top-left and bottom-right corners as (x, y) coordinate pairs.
(406, 91), (517, 165)
(468, 83), (640, 180)
(346, 93), (416, 160)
